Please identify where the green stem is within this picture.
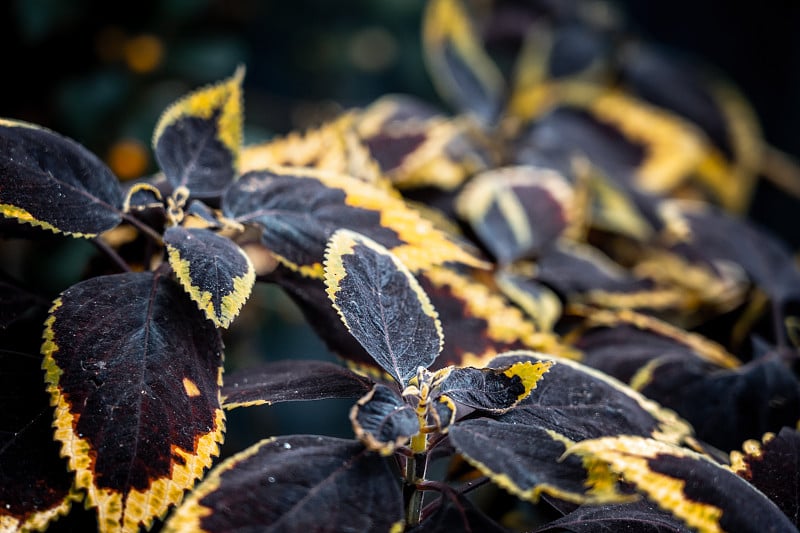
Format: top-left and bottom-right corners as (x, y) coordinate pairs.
(404, 452), (427, 527)
(91, 237), (131, 273)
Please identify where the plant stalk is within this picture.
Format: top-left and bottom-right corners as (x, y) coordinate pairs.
(404, 451), (428, 527)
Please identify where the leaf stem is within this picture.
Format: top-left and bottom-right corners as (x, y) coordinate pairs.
(121, 212), (164, 245)
(404, 452), (428, 527)
(772, 297), (787, 348)
(91, 238), (131, 273)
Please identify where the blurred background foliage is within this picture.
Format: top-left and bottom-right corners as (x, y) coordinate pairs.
(2, 0), (800, 456)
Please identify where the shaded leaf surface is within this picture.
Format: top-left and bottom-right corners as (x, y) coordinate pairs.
(163, 435), (403, 533)
(0, 350), (73, 531)
(222, 360), (374, 409)
(410, 492), (509, 533)
(42, 271), (225, 532)
(0, 119), (123, 236)
(731, 427), (800, 527)
(165, 226), (255, 328)
(637, 354), (800, 452)
(534, 500), (693, 533)
(449, 419), (630, 504)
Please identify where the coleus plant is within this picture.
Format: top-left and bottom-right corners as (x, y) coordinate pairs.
(2, 1), (800, 532)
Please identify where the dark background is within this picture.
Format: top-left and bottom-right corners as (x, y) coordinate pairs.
(2, 0), (799, 168)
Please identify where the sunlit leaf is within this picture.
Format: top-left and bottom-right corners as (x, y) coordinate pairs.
(567, 435), (796, 533)
(731, 427), (800, 527)
(41, 272), (225, 533)
(324, 229), (442, 385)
(165, 226), (255, 328)
(221, 360), (374, 409)
(153, 67), (244, 197)
(0, 118), (124, 237)
(350, 384), (420, 455)
(241, 112), (385, 186)
(163, 435), (404, 533)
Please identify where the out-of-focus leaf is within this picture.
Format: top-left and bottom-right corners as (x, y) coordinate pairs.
(423, 0), (506, 124)
(165, 226), (255, 328)
(241, 113), (385, 186)
(324, 229), (442, 386)
(355, 95), (495, 191)
(572, 306), (742, 371)
(664, 201), (800, 313)
(635, 353), (800, 452)
(41, 272), (225, 532)
(350, 383), (420, 455)
(162, 435), (404, 533)
(0, 119), (124, 237)
(455, 165), (575, 263)
(567, 436), (797, 533)
(731, 427), (800, 527)
(618, 43), (762, 212)
(517, 92), (706, 197)
(221, 360), (374, 409)
(153, 67), (244, 197)
(418, 265), (576, 369)
(495, 267), (563, 332)
(222, 167), (488, 279)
